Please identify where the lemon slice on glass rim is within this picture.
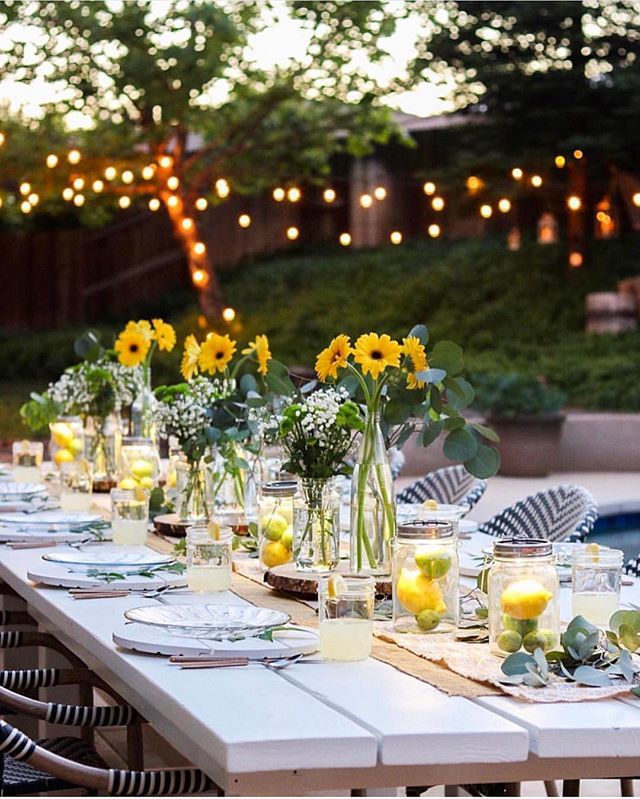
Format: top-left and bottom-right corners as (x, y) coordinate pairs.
(208, 520), (221, 540)
(327, 574), (348, 598)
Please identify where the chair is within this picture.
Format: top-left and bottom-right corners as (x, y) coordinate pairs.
(396, 465), (487, 510)
(478, 485), (599, 543)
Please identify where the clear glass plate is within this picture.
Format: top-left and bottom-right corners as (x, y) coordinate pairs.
(0, 483), (47, 499)
(43, 546), (174, 573)
(123, 604), (291, 641)
(0, 511), (102, 530)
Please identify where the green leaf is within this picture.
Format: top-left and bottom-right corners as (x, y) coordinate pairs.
(415, 368), (447, 384)
(443, 427), (478, 461)
(474, 607), (488, 619)
(578, 632), (600, 660)
(630, 686), (640, 698)
(476, 567), (490, 594)
(240, 373), (259, 395)
(469, 421), (500, 443)
(464, 444), (501, 479)
(502, 652), (536, 675)
(383, 399), (412, 426)
(573, 665), (611, 687)
(408, 324), (429, 345)
(619, 624), (640, 652)
(430, 341), (464, 375)
(444, 376), (475, 411)
(421, 419), (444, 447)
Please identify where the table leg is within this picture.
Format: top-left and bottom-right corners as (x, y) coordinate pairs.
(562, 780), (580, 796)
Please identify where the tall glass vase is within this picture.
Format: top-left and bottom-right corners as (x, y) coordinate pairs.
(294, 477), (340, 572)
(131, 363), (156, 441)
(84, 414), (121, 486)
(176, 457), (213, 522)
(349, 411), (395, 576)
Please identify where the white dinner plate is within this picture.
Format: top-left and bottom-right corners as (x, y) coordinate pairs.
(0, 511), (101, 530)
(43, 546), (174, 573)
(0, 482), (47, 500)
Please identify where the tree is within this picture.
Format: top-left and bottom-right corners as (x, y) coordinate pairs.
(0, 0), (408, 317)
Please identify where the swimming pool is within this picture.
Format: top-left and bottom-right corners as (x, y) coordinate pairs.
(586, 512), (640, 562)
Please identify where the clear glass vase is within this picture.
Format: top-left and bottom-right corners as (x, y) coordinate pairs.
(176, 457), (213, 522)
(84, 414), (121, 485)
(349, 411), (395, 576)
(294, 478), (340, 572)
(131, 363), (156, 441)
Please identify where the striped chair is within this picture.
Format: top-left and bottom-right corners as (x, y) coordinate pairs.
(396, 465), (487, 510)
(479, 485), (599, 543)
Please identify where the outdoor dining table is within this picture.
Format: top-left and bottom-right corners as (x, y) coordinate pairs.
(1, 523), (640, 795)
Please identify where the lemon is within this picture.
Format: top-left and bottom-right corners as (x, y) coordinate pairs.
(260, 540), (291, 568)
(138, 476), (154, 490)
(118, 477), (138, 490)
(416, 609), (441, 631)
(396, 568), (447, 615)
(70, 437), (84, 456)
(133, 486), (147, 502)
(414, 546), (451, 580)
(281, 528), (293, 550)
(327, 574), (348, 598)
(51, 423), (74, 449)
(166, 471), (177, 488)
(502, 613), (538, 637)
(131, 458), (154, 479)
(208, 520), (221, 540)
(523, 631), (548, 653)
(497, 630), (522, 653)
(53, 447), (74, 466)
(261, 512), (288, 541)
(500, 578), (553, 620)
(422, 499), (439, 510)
(538, 628), (558, 650)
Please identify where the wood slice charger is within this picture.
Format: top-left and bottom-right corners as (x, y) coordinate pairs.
(153, 513), (249, 538)
(265, 560), (391, 599)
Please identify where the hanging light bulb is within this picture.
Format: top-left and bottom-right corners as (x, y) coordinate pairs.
(511, 167), (523, 180)
(323, 188), (336, 203)
(498, 198), (511, 213)
(272, 187), (285, 202)
(374, 186), (387, 201)
(167, 176), (179, 190)
(573, 149), (584, 160)
(148, 198), (160, 211)
(286, 226), (299, 241)
(431, 196), (445, 211)
(633, 192), (640, 208)
(390, 230), (402, 244)
(72, 177), (84, 191)
(530, 175), (543, 188)
(0, 132), (5, 146)
(287, 187), (301, 202)
(359, 193), (373, 209)
(46, 154), (58, 168)
(193, 241), (206, 256)
(569, 251), (584, 267)
(73, 194), (85, 207)
(466, 176), (482, 192)
(20, 200), (31, 214)
(215, 178), (230, 198)
(92, 180), (104, 193)
(118, 196), (131, 209)
(181, 217), (194, 232)
(195, 197), (208, 211)
(192, 268), (208, 286)
(555, 155), (566, 168)
(480, 204), (493, 219)
(428, 223), (441, 238)
(104, 166), (117, 180)
(222, 307), (236, 322)
(121, 170), (134, 184)
(141, 165), (155, 180)
(28, 193), (39, 205)
(339, 232), (351, 246)
(567, 195), (582, 211)
(19, 182), (31, 196)
(423, 181), (436, 195)
(62, 188), (74, 201)
(68, 149), (81, 164)
(167, 195), (179, 208)
(159, 155), (173, 169)
(238, 214), (251, 228)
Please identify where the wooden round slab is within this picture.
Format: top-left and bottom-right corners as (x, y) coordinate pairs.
(265, 560), (391, 598)
(153, 512), (249, 538)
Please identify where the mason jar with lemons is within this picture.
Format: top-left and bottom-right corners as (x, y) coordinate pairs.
(117, 437), (161, 491)
(49, 417), (84, 468)
(258, 480), (297, 569)
(488, 538), (560, 657)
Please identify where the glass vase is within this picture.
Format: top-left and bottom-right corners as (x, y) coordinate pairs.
(349, 411), (395, 576)
(176, 457), (213, 523)
(84, 414), (121, 486)
(294, 478), (340, 572)
(131, 363), (156, 441)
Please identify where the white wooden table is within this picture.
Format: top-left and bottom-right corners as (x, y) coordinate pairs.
(1, 534), (640, 794)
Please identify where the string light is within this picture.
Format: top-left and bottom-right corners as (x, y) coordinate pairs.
(431, 196), (445, 211)
(0, 132), (5, 146)
(273, 187), (285, 202)
(167, 176), (179, 190)
(286, 226), (299, 241)
(193, 241), (206, 256)
(423, 181), (436, 195)
(222, 307), (236, 322)
(374, 186), (387, 201)
(511, 167), (523, 180)
(27, 193), (39, 205)
(555, 155), (566, 168)
(215, 178), (230, 198)
(92, 180), (104, 193)
(142, 165), (155, 180)
(167, 195), (179, 208)
(121, 170), (134, 184)
(159, 155), (173, 169)
(632, 192), (640, 207)
(181, 217), (194, 232)
(73, 194), (85, 207)
(530, 174), (543, 188)
(390, 230), (402, 245)
(466, 176), (482, 191)
(323, 188), (336, 203)
(573, 149), (584, 160)
(567, 195), (582, 211)
(0, 197), (3, 208)
(118, 196), (131, 209)
(238, 214), (251, 228)
(104, 166), (117, 180)
(192, 269), (208, 286)
(569, 251), (584, 268)
(498, 198), (511, 213)
(68, 149), (81, 164)
(480, 204), (493, 219)
(339, 232), (351, 246)
(72, 177), (84, 191)
(148, 198), (160, 211)
(19, 182), (31, 196)
(20, 200), (31, 214)
(428, 224), (441, 238)
(62, 188), (74, 201)
(46, 154), (58, 168)
(287, 187), (301, 203)
(359, 193), (373, 209)
(195, 197), (208, 211)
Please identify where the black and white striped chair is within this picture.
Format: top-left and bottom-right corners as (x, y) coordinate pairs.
(0, 718), (217, 795)
(623, 555), (640, 577)
(396, 465), (487, 510)
(479, 485), (599, 543)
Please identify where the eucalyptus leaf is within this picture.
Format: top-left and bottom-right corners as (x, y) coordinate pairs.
(239, 373), (258, 395)
(464, 444), (501, 479)
(573, 665), (611, 687)
(618, 624), (640, 652)
(430, 340), (464, 375)
(443, 427), (478, 461)
(631, 686), (640, 698)
(533, 647), (549, 676)
(618, 649), (637, 683)
(497, 673), (525, 685)
(523, 672), (548, 688)
(469, 421), (501, 443)
(421, 419), (444, 447)
(502, 651), (536, 675)
(578, 632), (601, 661)
(408, 324), (429, 345)
(415, 368), (447, 384)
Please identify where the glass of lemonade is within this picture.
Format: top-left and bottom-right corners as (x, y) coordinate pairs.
(12, 440), (44, 483)
(110, 488), (149, 546)
(60, 460), (93, 512)
(317, 574), (375, 662)
(572, 546), (623, 627)
(186, 523), (233, 593)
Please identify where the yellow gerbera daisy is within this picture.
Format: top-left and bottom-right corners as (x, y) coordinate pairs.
(402, 336), (428, 390)
(242, 334), (272, 376)
(115, 328), (150, 368)
(152, 318), (176, 352)
(180, 334), (201, 381)
(315, 335), (352, 381)
(353, 333), (401, 380)
(198, 332), (236, 375)
(125, 319), (154, 344)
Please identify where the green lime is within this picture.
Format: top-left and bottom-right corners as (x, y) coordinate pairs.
(416, 609), (441, 631)
(497, 629), (522, 653)
(537, 629), (558, 651)
(502, 614), (538, 637)
(414, 547), (451, 580)
(523, 631), (548, 653)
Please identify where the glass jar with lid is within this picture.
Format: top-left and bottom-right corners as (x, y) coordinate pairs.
(117, 437), (161, 490)
(488, 538), (560, 657)
(392, 520), (459, 634)
(572, 545), (623, 628)
(257, 480), (297, 569)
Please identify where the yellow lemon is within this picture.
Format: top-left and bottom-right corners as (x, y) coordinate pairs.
(138, 476), (154, 489)
(53, 447), (74, 466)
(281, 528), (293, 550)
(422, 499), (439, 510)
(500, 579), (553, 620)
(414, 546), (451, 579)
(260, 512), (288, 541)
(51, 423), (74, 449)
(166, 471), (177, 488)
(131, 458), (154, 479)
(118, 477), (138, 490)
(327, 574), (348, 598)
(260, 540), (291, 568)
(396, 568), (447, 615)
(133, 486), (147, 502)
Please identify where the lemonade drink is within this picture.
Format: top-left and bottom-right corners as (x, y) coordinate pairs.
(186, 523), (233, 593)
(111, 488), (149, 547)
(317, 574), (375, 662)
(12, 466), (44, 484)
(319, 618), (373, 661)
(187, 565), (232, 593)
(60, 491), (93, 512)
(572, 591), (619, 627)
(112, 518), (148, 546)
(12, 441), (44, 484)
(572, 545), (622, 628)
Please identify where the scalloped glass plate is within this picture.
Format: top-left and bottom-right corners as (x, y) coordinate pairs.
(123, 604), (291, 641)
(43, 546), (174, 573)
(0, 511), (102, 530)
(0, 483), (47, 500)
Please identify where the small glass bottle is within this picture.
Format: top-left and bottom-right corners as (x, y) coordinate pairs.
(257, 480), (297, 569)
(488, 538), (560, 657)
(118, 437), (161, 490)
(393, 520), (459, 634)
(318, 575), (375, 661)
(186, 523), (233, 593)
(572, 546), (623, 628)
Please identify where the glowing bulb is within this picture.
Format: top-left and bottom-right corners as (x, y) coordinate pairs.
(167, 195), (179, 208)
(573, 149), (583, 160)
(46, 154), (58, 168)
(511, 167), (523, 180)
(238, 214), (251, 228)
(181, 217), (194, 232)
(555, 155), (566, 168)
(193, 241), (206, 256)
(222, 307), (236, 322)
(215, 178), (230, 198)
(167, 175), (179, 190)
(0, 132), (5, 146)
(339, 232), (351, 246)
(148, 198), (160, 211)
(92, 180), (104, 193)
(287, 187), (301, 202)
(374, 186), (387, 201)
(498, 198), (511, 213)
(273, 187), (285, 202)
(195, 197), (208, 211)
(62, 188), (74, 201)
(28, 193), (39, 205)
(286, 226), (299, 241)
(466, 176), (481, 191)
(104, 167), (117, 180)
(0, 197), (3, 208)
(480, 204), (493, 219)
(390, 230), (402, 245)
(142, 165), (155, 180)
(122, 170), (134, 184)
(431, 196), (445, 211)
(118, 196), (131, 209)
(428, 223), (441, 238)
(323, 188), (336, 203)
(19, 182), (31, 196)
(20, 201), (31, 214)
(632, 192), (640, 208)
(359, 193), (373, 209)
(567, 195), (582, 211)
(192, 269), (208, 286)
(423, 181), (436, 195)
(159, 155), (173, 169)
(72, 177), (84, 191)
(73, 194), (85, 207)
(68, 149), (81, 164)
(530, 174), (543, 188)
(569, 251), (584, 268)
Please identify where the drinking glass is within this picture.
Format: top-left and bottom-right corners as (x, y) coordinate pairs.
(110, 488), (149, 546)
(60, 460), (93, 512)
(12, 440), (44, 483)
(572, 546), (623, 627)
(186, 524), (233, 593)
(317, 575), (375, 661)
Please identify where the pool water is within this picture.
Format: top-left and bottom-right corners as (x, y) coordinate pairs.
(585, 512), (640, 563)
